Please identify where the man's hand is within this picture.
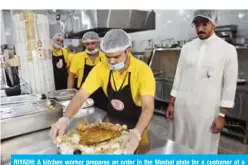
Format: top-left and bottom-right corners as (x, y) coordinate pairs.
(122, 128), (141, 154)
(166, 104), (174, 119)
(210, 116), (225, 134)
(49, 117), (70, 142)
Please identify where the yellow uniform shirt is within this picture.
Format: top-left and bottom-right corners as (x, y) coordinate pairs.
(69, 51), (106, 88)
(51, 47), (69, 64)
(82, 54), (155, 106)
(67, 52), (76, 68)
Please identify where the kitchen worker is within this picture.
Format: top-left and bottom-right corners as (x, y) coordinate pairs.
(167, 10), (238, 154)
(51, 33), (69, 90)
(67, 31), (108, 109)
(50, 29), (155, 154)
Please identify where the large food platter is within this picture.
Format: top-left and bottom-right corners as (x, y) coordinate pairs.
(56, 123), (129, 154)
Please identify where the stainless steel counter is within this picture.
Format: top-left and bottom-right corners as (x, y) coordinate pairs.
(1, 106), (107, 165)
(1, 106), (193, 165)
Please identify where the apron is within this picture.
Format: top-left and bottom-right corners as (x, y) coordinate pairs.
(52, 49), (68, 90)
(80, 58), (108, 110)
(106, 71), (150, 154)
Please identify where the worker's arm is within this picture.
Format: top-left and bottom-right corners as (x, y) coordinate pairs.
(135, 67), (155, 134)
(220, 46), (238, 114)
(135, 95), (154, 134)
(169, 47), (185, 106)
(67, 72), (75, 89)
(64, 64), (103, 119)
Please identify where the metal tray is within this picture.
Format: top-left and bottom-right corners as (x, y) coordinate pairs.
(0, 94), (46, 105)
(0, 99), (63, 120)
(37, 99), (64, 112)
(47, 89), (78, 101)
(1, 99), (63, 140)
(59, 98), (94, 112)
(1, 102), (44, 120)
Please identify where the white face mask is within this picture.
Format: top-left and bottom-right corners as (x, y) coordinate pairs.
(86, 48), (99, 55)
(109, 62), (125, 70)
(109, 53), (128, 71)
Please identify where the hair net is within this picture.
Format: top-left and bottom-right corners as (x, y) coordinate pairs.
(52, 33), (64, 44)
(192, 10), (218, 25)
(100, 29), (131, 53)
(82, 31), (100, 43)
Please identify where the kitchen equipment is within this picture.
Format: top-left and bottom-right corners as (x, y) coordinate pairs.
(47, 89), (78, 101)
(142, 39), (154, 49)
(59, 98), (94, 112)
(135, 55), (144, 61)
(155, 75), (174, 103)
(215, 25), (238, 44)
(177, 40), (187, 47)
(1, 107), (108, 165)
(223, 84), (248, 144)
(0, 94), (46, 105)
(235, 38), (246, 45)
(65, 10), (155, 38)
(161, 38), (177, 48)
(0, 99), (63, 140)
(237, 78), (247, 85)
(235, 38), (248, 48)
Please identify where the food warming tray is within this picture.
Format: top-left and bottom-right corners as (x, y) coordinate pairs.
(1, 99), (63, 140)
(47, 89), (78, 101)
(0, 94), (46, 105)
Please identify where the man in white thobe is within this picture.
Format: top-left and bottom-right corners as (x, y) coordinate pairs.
(167, 10), (238, 154)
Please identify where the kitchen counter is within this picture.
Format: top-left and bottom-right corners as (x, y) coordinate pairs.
(1, 106), (107, 165)
(1, 106), (194, 165)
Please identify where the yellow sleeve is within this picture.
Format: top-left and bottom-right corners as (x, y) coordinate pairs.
(99, 52), (107, 62)
(67, 53), (74, 67)
(139, 65), (155, 96)
(62, 48), (69, 64)
(81, 63), (103, 94)
(69, 55), (78, 74)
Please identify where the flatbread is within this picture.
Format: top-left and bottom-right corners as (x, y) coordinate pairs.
(56, 122), (129, 154)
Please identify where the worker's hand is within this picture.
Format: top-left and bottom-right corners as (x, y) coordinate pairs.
(56, 59), (63, 69)
(49, 117), (70, 142)
(166, 104), (174, 119)
(122, 128), (141, 154)
(210, 116), (225, 134)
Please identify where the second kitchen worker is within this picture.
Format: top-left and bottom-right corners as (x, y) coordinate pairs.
(67, 31), (108, 109)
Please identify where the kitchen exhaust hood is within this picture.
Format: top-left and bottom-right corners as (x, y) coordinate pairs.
(66, 10), (155, 38)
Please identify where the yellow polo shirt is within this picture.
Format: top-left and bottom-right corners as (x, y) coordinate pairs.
(82, 54), (155, 106)
(51, 47), (69, 64)
(67, 52), (76, 68)
(69, 51), (106, 88)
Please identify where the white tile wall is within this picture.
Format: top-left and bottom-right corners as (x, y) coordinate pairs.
(130, 10), (248, 52)
(1, 10), (7, 45)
